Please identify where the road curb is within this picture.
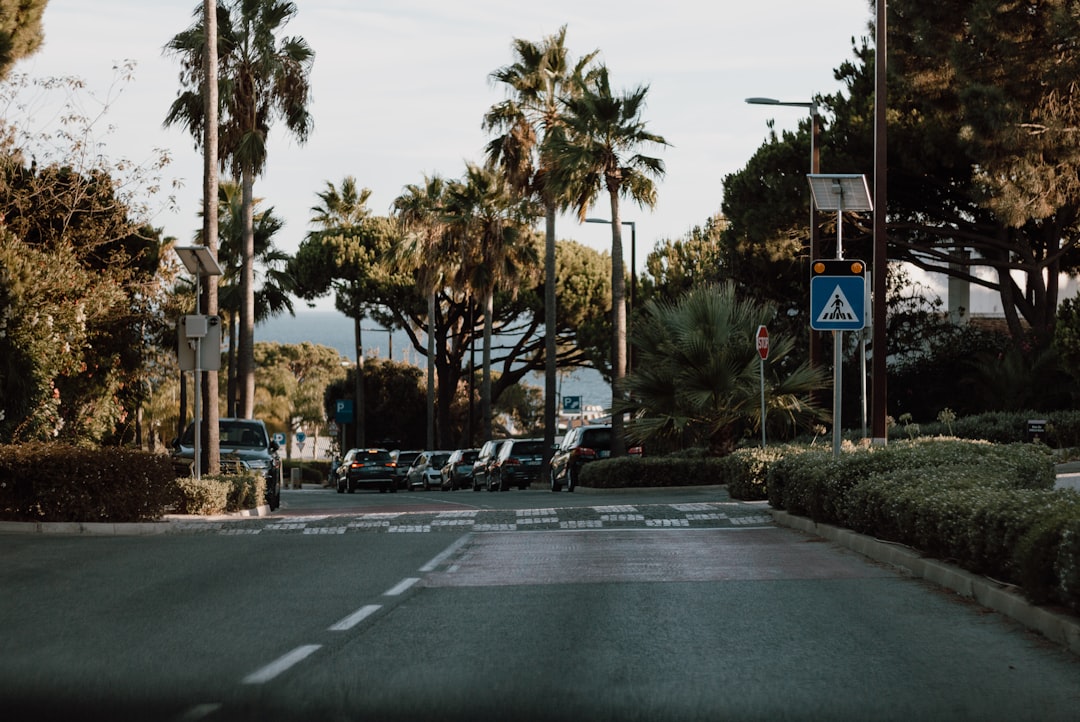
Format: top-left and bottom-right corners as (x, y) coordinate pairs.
(0, 504), (271, 536)
(770, 509), (1080, 657)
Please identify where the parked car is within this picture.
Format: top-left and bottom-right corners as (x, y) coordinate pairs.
(335, 448), (396, 493)
(489, 437), (546, 491)
(549, 424), (641, 492)
(390, 449), (422, 491)
(406, 450), (452, 490)
(471, 439), (507, 491)
(171, 417), (282, 510)
(440, 448), (480, 490)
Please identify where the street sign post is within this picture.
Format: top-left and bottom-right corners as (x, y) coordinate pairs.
(756, 325), (769, 447)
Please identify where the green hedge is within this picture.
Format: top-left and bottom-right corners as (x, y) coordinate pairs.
(766, 438), (1080, 613)
(0, 443), (175, 523)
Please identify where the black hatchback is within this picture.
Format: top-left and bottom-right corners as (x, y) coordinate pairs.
(335, 448), (396, 493)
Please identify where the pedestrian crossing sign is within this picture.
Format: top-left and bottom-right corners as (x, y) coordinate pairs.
(810, 259), (866, 331)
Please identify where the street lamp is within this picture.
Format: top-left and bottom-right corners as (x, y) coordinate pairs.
(585, 217), (636, 373)
(746, 96), (823, 370)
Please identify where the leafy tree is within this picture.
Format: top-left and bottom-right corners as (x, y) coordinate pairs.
(624, 283), (826, 455)
(208, 179), (295, 416)
(165, 0), (314, 418)
(822, 5), (1080, 346)
(484, 25), (599, 468)
(0, 0), (46, 80)
(548, 65), (669, 455)
(252, 341), (345, 458)
(324, 358), (426, 452)
(445, 162), (540, 440)
(391, 175), (454, 448)
(290, 178), (395, 447)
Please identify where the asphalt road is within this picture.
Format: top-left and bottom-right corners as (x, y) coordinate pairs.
(2, 487), (1078, 721)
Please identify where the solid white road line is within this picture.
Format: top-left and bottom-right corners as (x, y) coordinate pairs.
(383, 577), (420, 596)
(419, 533), (472, 572)
(328, 604), (382, 631)
(241, 644), (322, 685)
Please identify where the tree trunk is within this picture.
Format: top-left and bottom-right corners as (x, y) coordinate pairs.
(482, 287), (494, 441)
(609, 190), (626, 457)
(354, 313), (365, 447)
(201, 0), (220, 474)
(543, 203), (557, 474)
(426, 289), (436, 449)
(238, 165), (256, 419)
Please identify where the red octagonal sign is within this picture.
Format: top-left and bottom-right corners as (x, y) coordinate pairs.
(755, 325), (769, 360)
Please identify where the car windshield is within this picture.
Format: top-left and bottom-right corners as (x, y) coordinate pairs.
(579, 429), (612, 449)
(431, 453), (451, 467)
(358, 450), (391, 462)
(179, 421), (266, 448)
(510, 441), (545, 456)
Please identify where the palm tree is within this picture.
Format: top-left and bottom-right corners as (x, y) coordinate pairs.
(548, 64), (669, 455)
(165, 0), (314, 419)
(484, 25), (598, 468)
(307, 176), (372, 446)
(209, 179), (295, 416)
(444, 163), (541, 440)
(392, 176), (454, 449)
(624, 283), (826, 454)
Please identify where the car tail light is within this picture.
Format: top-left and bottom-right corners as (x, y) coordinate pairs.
(573, 447), (598, 461)
(503, 457), (522, 466)
(628, 445), (643, 456)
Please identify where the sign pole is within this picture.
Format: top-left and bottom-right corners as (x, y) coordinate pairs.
(756, 325), (769, 448)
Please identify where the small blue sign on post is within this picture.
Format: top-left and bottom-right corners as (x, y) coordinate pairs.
(335, 399), (354, 424)
(810, 259), (866, 331)
(562, 395), (582, 413)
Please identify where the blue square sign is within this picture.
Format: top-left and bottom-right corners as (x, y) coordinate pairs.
(810, 260), (866, 331)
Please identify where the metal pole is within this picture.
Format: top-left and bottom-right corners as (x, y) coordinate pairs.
(871, 0), (889, 445)
(833, 203), (844, 458)
(193, 275), (202, 480)
(760, 357), (767, 448)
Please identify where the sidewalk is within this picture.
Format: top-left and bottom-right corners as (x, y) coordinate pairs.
(1054, 461), (1080, 491)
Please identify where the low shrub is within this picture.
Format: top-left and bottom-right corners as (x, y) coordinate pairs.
(172, 476), (230, 515)
(770, 438), (1080, 613)
(171, 471), (266, 515)
(0, 443), (174, 523)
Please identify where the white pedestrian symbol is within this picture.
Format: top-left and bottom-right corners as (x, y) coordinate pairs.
(817, 285), (857, 323)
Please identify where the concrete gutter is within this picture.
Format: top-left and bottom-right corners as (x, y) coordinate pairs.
(770, 509), (1080, 657)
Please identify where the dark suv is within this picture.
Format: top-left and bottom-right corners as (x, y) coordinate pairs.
(549, 424), (644, 492)
(335, 448), (396, 493)
(490, 438), (545, 491)
(171, 418), (282, 510)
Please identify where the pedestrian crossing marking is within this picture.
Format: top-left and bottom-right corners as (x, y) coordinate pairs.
(816, 285), (858, 323)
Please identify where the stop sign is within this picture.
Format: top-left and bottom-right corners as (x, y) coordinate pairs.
(755, 325), (769, 360)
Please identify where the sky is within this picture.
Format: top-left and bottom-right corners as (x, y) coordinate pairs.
(16, 0), (877, 306)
